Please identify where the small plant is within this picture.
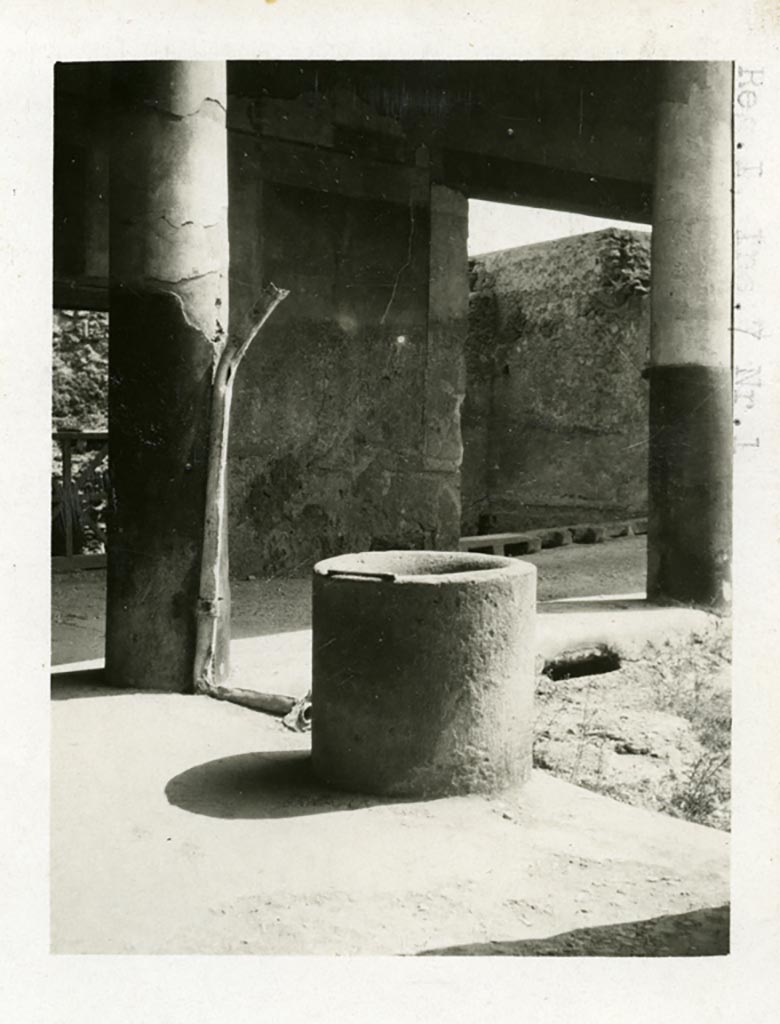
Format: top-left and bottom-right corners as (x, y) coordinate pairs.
(594, 231), (651, 309)
(668, 750), (731, 827)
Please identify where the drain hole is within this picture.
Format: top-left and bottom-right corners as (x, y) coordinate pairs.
(543, 645), (621, 681)
(505, 537), (542, 557)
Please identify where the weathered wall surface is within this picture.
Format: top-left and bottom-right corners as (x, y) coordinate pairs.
(53, 63), (659, 581)
(462, 229), (651, 535)
(52, 74), (468, 579)
(226, 94), (467, 576)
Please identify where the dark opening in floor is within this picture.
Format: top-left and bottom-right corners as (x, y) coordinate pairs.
(542, 645), (622, 681)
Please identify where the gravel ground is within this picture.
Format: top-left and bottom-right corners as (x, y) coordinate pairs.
(533, 618), (732, 831)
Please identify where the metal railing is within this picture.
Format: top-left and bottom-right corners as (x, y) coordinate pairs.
(51, 430), (109, 571)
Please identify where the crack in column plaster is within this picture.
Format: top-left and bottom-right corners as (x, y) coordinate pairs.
(145, 269), (222, 289)
(160, 215), (223, 230)
(143, 96), (228, 121)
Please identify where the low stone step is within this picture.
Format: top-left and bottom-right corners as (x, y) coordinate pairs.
(459, 517), (648, 557)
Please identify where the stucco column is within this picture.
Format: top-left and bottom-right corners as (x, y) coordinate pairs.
(647, 62), (733, 607)
(106, 62), (230, 691)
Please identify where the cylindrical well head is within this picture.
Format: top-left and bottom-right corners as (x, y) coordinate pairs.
(311, 550), (536, 797)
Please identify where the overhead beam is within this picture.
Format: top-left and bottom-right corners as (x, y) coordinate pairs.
(440, 149), (652, 223)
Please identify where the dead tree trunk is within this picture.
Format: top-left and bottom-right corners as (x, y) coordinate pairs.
(193, 284), (289, 694)
(192, 286), (314, 731)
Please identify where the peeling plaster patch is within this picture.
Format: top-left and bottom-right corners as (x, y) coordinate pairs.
(164, 285), (224, 349)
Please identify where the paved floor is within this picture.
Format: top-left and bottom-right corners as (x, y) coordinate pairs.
(51, 682), (729, 956)
(51, 593), (726, 957)
(51, 537), (728, 956)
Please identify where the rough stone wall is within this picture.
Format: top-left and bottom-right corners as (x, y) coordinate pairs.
(52, 309), (109, 431)
(226, 111), (467, 577)
(462, 229), (651, 535)
(52, 309), (110, 558)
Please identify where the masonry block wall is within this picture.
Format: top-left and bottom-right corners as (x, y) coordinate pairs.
(462, 228), (651, 535)
(226, 80), (467, 576)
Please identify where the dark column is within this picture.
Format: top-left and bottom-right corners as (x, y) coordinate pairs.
(647, 62), (733, 608)
(106, 62), (230, 691)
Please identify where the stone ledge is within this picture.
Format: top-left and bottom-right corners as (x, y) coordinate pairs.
(459, 517), (648, 556)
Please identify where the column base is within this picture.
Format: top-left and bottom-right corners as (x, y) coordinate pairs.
(646, 364), (732, 608)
